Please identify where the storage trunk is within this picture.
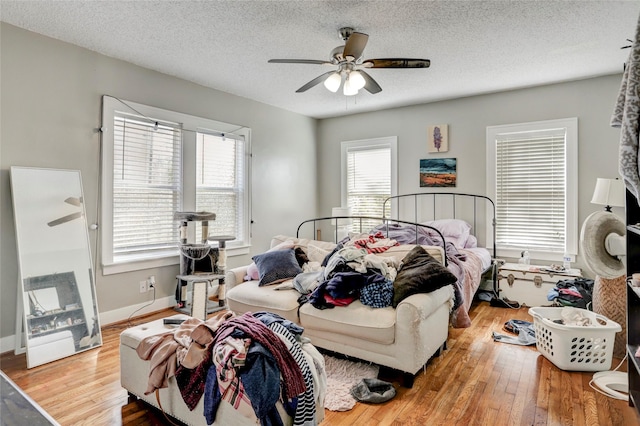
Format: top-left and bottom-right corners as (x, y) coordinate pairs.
(497, 263), (582, 307)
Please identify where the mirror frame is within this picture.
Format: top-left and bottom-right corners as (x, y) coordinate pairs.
(10, 166), (102, 368)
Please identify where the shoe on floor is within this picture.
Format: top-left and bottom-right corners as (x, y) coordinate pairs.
(489, 297), (521, 309)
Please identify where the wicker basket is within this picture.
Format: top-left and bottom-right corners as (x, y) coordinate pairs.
(528, 307), (621, 372)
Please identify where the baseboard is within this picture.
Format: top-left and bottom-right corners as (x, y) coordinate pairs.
(0, 295), (176, 354)
(0, 335), (20, 355)
(98, 295), (176, 325)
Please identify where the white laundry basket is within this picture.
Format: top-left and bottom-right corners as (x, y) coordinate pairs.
(528, 307), (621, 371)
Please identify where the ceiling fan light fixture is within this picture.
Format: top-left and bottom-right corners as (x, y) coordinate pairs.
(349, 71), (366, 91)
(324, 72), (342, 92)
(343, 75), (358, 96)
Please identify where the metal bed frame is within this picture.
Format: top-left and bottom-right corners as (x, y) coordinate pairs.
(296, 192), (498, 292)
(382, 192), (496, 258)
(296, 215), (449, 266)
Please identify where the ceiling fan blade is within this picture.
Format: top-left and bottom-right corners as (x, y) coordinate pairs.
(268, 59), (332, 65)
(359, 70), (382, 94)
(362, 58), (431, 68)
(296, 71), (336, 93)
(64, 196), (82, 206)
(343, 32), (368, 61)
(47, 211), (83, 227)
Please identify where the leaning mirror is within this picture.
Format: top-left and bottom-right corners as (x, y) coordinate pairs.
(10, 166), (102, 368)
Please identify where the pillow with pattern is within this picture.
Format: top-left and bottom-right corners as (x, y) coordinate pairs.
(245, 240), (295, 280)
(252, 248), (303, 286)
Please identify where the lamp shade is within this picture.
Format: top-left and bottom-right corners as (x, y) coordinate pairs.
(343, 76), (359, 96)
(324, 72), (342, 92)
(332, 207), (352, 226)
(591, 178), (625, 211)
(349, 71), (366, 91)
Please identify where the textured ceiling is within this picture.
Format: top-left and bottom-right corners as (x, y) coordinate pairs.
(1, 1), (639, 119)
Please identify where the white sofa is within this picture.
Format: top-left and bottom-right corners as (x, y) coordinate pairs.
(226, 235), (455, 387)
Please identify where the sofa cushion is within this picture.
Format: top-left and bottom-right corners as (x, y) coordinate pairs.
(270, 235), (336, 252)
(306, 241), (334, 263)
(270, 235), (310, 249)
(253, 248), (303, 286)
(392, 246), (457, 307)
(226, 281), (300, 324)
(299, 301), (396, 345)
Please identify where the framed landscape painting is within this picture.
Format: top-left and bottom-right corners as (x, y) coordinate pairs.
(420, 158), (457, 187)
(428, 124), (448, 153)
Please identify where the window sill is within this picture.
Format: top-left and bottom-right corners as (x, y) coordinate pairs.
(102, 244), (251, 276)
(102, 254), (180, 275)
(496, 248), (573, 264)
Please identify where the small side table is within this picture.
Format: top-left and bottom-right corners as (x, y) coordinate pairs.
(175, 273), (226, 320)
(497, 263), (582, 307)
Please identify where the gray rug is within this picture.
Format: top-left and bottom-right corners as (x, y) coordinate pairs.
(323, 355), (379, 412)
(1, 371), (59, 426)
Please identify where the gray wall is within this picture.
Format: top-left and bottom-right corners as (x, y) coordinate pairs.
(317, 74), (625, 272)
(0, 23), (318, 341)
(0, 21), (626, 344)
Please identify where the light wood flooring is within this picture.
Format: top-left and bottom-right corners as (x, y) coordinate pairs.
(1, 301), (638, 425)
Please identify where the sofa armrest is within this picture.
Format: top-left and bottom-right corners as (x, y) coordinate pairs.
(225, 266), (249, 290)
(395, 285), (455, 320)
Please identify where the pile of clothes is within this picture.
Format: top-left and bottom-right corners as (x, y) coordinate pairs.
(296, 232), (399, 310)
(136, 311), (326, 426)
(546, 277), (595, 309)
(492, 319), (536, 346)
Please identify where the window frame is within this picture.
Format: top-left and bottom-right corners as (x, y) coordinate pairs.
(486, 117), (578, 262)
(101, 96), (251, 275)
(340, 136), (398, 222)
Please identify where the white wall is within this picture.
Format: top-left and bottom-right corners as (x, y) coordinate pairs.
(0, 23), (318, 342)
(317, 74), (625, 273)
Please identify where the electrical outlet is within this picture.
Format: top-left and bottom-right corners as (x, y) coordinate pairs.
(139, 280), (147, 293)
(148, 275), (156, 291)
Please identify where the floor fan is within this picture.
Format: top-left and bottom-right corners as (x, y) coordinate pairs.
(580, 210), (626, 280)
(579, 180), (627, 400)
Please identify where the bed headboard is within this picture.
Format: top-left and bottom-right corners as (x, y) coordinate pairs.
(295, 192), (496, 268)
(382, 192), (496, 255)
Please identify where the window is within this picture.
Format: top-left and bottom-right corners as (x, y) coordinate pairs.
(195, 132), (246, 240)
(101, 96), (251, 274)
(486, 118), (578, 261)
(112, 116), (182, 260)
(341, 137), (397, 231)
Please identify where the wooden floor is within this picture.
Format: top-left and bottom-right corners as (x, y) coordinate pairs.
(1, 301), (638, 426)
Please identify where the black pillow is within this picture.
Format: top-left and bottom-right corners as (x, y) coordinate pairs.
(392, 246), (457, 307)
(252, 248), (303, 286)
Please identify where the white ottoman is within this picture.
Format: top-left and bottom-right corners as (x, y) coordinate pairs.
(120, 314), (299, 425)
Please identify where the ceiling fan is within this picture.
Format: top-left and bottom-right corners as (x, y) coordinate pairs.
(47, 196), (83, 227)
(268, 27), (430, 96)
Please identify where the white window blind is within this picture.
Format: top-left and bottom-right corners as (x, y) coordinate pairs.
(342, 137), (397, 232)
(112, 115), (182, 260)
(102, 97), (251, 274)
(495, 130), (566, 251)
(195, 132), (245, 242)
